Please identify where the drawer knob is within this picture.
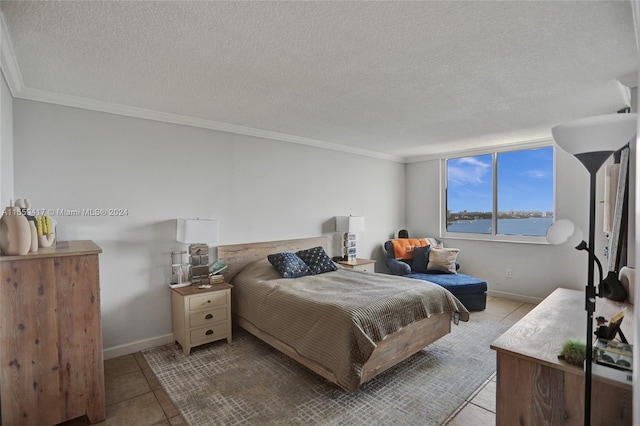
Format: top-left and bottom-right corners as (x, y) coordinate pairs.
(207, 300), (211, 303)
(205, 313), (213, 319)
(205, 329), (214, 335)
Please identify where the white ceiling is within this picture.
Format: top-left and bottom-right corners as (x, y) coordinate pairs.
(1, 1), (638, 162)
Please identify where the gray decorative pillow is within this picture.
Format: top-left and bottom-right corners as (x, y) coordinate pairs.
(267, 252), (313, 278)
(427, 247), (459, 274)
(412, 245), (431, 273)
(296, 246), (337, 275)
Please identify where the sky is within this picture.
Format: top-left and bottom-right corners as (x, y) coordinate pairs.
(447, 147), (554, 214)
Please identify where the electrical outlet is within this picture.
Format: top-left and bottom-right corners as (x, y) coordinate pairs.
(506, 268), (512, 278)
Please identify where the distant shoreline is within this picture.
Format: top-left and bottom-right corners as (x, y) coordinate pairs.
(447, 217), (553, 237)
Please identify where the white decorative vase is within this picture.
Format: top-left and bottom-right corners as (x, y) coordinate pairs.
(38, 233), (56, 248)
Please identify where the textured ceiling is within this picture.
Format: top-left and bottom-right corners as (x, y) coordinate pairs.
(1, 1), (638, 161)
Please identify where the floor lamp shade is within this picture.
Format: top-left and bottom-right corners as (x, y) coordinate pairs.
(545, 219), (583, 247)
(551, 113), (637, 156)
(176, 219), (218, 246)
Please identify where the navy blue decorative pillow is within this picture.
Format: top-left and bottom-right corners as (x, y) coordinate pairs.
(296, 246), (337, 275)
(267, 252), (313, 278)
(412, 245), (431, 273)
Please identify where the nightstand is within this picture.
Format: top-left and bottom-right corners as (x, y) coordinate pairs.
(338, 258), (376, 272)
(171, 283), (233, 355)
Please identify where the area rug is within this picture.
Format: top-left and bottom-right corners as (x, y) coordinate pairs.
(143, 318), (509, 426)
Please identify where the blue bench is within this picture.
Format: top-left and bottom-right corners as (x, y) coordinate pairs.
(384, 239), (487, 311)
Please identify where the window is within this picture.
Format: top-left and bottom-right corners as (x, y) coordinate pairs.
(443, 145), (554, 242)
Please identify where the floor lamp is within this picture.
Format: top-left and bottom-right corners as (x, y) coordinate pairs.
(550, 112), (637, 426)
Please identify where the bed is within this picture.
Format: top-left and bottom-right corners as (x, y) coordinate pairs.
(218, 236), (469, 391)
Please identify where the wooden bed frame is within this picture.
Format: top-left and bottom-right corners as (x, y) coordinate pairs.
(217, 236), (452, 390)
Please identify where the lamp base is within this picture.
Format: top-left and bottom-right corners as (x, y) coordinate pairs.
(189, 243), (210, 286)
(343, 232), (356, 262)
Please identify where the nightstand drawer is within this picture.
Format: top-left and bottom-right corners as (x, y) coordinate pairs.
(353, 264), (374, 272)
(190, 323), (228, 344)
(189, 307), (227, 327)
(189, 292), (227, 311)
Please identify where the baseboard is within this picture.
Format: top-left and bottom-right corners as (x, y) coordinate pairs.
(487, 289), (544, 305)
(103, 333), (174, 360)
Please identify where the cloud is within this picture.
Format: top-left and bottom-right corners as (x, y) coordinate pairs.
(523, 169), (550, 179)
(448, 157), (491, 186)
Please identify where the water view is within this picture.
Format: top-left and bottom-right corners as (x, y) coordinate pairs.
(447, 217), (553, 236)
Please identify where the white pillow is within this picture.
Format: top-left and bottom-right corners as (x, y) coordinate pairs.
(427, 247), (459, 274)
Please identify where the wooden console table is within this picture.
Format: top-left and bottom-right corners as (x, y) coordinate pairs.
(491, 288), (633, 425)
(0, 241), (106, 425)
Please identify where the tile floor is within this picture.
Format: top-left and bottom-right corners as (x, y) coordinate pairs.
(60, 351), (187, 425)
(444, 296), (538, 425)
(61, 295), (536, 426)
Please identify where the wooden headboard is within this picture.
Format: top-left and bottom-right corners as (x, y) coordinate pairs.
(217, 236), (329, 282)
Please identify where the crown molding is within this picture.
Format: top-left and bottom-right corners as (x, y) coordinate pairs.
(0, 12), (24, 96)
(15, 86), (404, 163)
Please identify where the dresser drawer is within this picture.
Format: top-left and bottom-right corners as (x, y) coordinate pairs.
(189, 307), (227, 328)
(190, 323), (228, 344)
(188, 291), (227, 311)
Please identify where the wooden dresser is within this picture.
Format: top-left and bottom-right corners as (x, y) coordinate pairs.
(0, 240), (106, 425)
(491, 288), (633, 426)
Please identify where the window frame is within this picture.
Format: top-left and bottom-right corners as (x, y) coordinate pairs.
(439, 141), (556, 244)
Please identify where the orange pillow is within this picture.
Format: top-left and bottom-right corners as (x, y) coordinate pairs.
(390, 238), (429, 260)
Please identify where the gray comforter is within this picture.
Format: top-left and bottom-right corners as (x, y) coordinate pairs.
(231, 259), (469, 390)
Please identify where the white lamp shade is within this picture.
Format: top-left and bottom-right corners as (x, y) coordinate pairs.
(176, 219), (218, 245)
(551, 113), (637, 155)
(335, 216), (365, 233)
(545, 218), (583, 247)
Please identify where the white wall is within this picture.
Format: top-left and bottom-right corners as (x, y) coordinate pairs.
(405, 147), (617, 302)
(12, 99), (406, 353)
(0, 72), (13, 208)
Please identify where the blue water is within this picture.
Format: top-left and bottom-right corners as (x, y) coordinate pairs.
(447, 217), (553, 237)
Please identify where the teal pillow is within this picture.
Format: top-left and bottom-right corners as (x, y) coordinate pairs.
(267, 252), (313, 278)
(412, 245), (431, 273)
(296, 246), (337, 275)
